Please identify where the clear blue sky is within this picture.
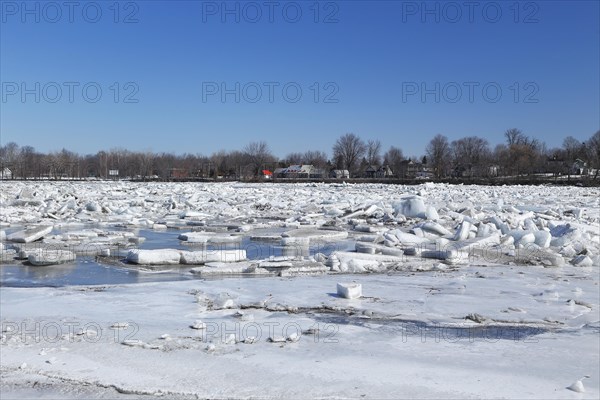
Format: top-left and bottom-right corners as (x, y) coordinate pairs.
(1, 0), (599, 159)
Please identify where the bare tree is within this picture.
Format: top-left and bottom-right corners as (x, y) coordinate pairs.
(332, 133), (366, 174)
(285, 152), (304, 165)
(587, 130), (600, 180)
(499, 129), (544, 176)
(0, 142), (19, 162)
(18, 146), (36, 179)
(302, 150), (329, 169)
(563, 136), (581, 161)
(138, 151), (155, 178)
(0, 142), (20, 178)
(366, 139), (382, 166)
(451, 136), (490, 177)
(284, 150), (328, 170)
(505, 128), (524, 145)
(426, 134), (451, 178)
(562, 136), (582, 178)
(210, 150), (228, 178)
(243, 141), (275, 177)
(383, 146), (404, 177)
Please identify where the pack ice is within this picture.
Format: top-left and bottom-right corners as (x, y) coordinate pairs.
(0, 182), (598, 272)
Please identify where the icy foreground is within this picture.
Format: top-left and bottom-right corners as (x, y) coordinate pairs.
(1, 269), (599, 399)
(1, 181), (599, 398)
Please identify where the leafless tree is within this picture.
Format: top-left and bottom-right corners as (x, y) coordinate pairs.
(563, 136), (582, 162)
(0, 142), (19, 163)
(451, 136), (491, 177)
(243, 141), (275, 176)
(383, 146), (404, 177)
(562, 136), (582, 178)
(426, 134), (451, 178)
(0, 142), (20, 178)
(18, 146), (36, 179)
(499, 129), (544, 176)
(505, 128), (524, 145)
(137, 151), (155, 178)
(285, 152), (304, 165)
(284, 150), (328, 170)
(302, 150), (329, 169)
(333, 133), (366, 174)
(366, 139), (382, 166)
(587, 130), (600, 179)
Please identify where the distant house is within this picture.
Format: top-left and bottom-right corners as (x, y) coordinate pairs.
(273, 167), (286, 178)
(487, 164), (499, 177)
(330, 169), (350, 179)
(364, 165), (378, 178)
(572, 159), (588, 175)
(376, 165), (393, 178)
(309, 168), (326, 179)
(398, 160), (429, 178)
(169, 168), (188, 178)
(279, 165), (313, 178)
(1, 167), (12, 179)
(364, 165), (393, 178)
(451, 165), (467, 178)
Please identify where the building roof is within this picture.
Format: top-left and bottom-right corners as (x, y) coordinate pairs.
(284, 165), (312, 173)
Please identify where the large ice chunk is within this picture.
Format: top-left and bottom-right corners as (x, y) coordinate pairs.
(281, 229), (348, 242)
(336, 282), (362, 299)
(571, 255), (593, 267)
(190, 261), (263, 276)
(387, 229), (430, 245)
(393, 196), (427, 219)
(180, 249), (247, 264)
(126, 249), (182, 265)
(332, 251), (403, 273)
(533, 231), (551, 248)
(28, 250), (76, 266)
(7, 225), (53, 243)
(418, 222), (452, 237)
(453, 221), (472, 241)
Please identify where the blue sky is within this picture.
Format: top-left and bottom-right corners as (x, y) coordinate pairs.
(1, 0), (598, 159)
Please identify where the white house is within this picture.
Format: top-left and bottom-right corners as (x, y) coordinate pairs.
(282, 165), (313, 178)
(572, 159), (588, 175)
(1, 167), (12, 179)
(330, 169), (350, 179)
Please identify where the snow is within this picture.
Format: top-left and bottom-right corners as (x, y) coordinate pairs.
(1, 267), (599, 399)
(1, 181), (599, 398)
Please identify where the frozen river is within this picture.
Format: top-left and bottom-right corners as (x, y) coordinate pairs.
(1, 182), (599, 398)
(1, 227), (354, 287)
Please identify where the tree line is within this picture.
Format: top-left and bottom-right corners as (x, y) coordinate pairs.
(1, 129), (599, 181)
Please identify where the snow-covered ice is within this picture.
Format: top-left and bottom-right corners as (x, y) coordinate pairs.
(336, 282), (362, 299)
(126, 249), (182, 265)
(7, 225), (53, 243)
(1, 181), (599, 398)
(28, 249), (76, 266)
